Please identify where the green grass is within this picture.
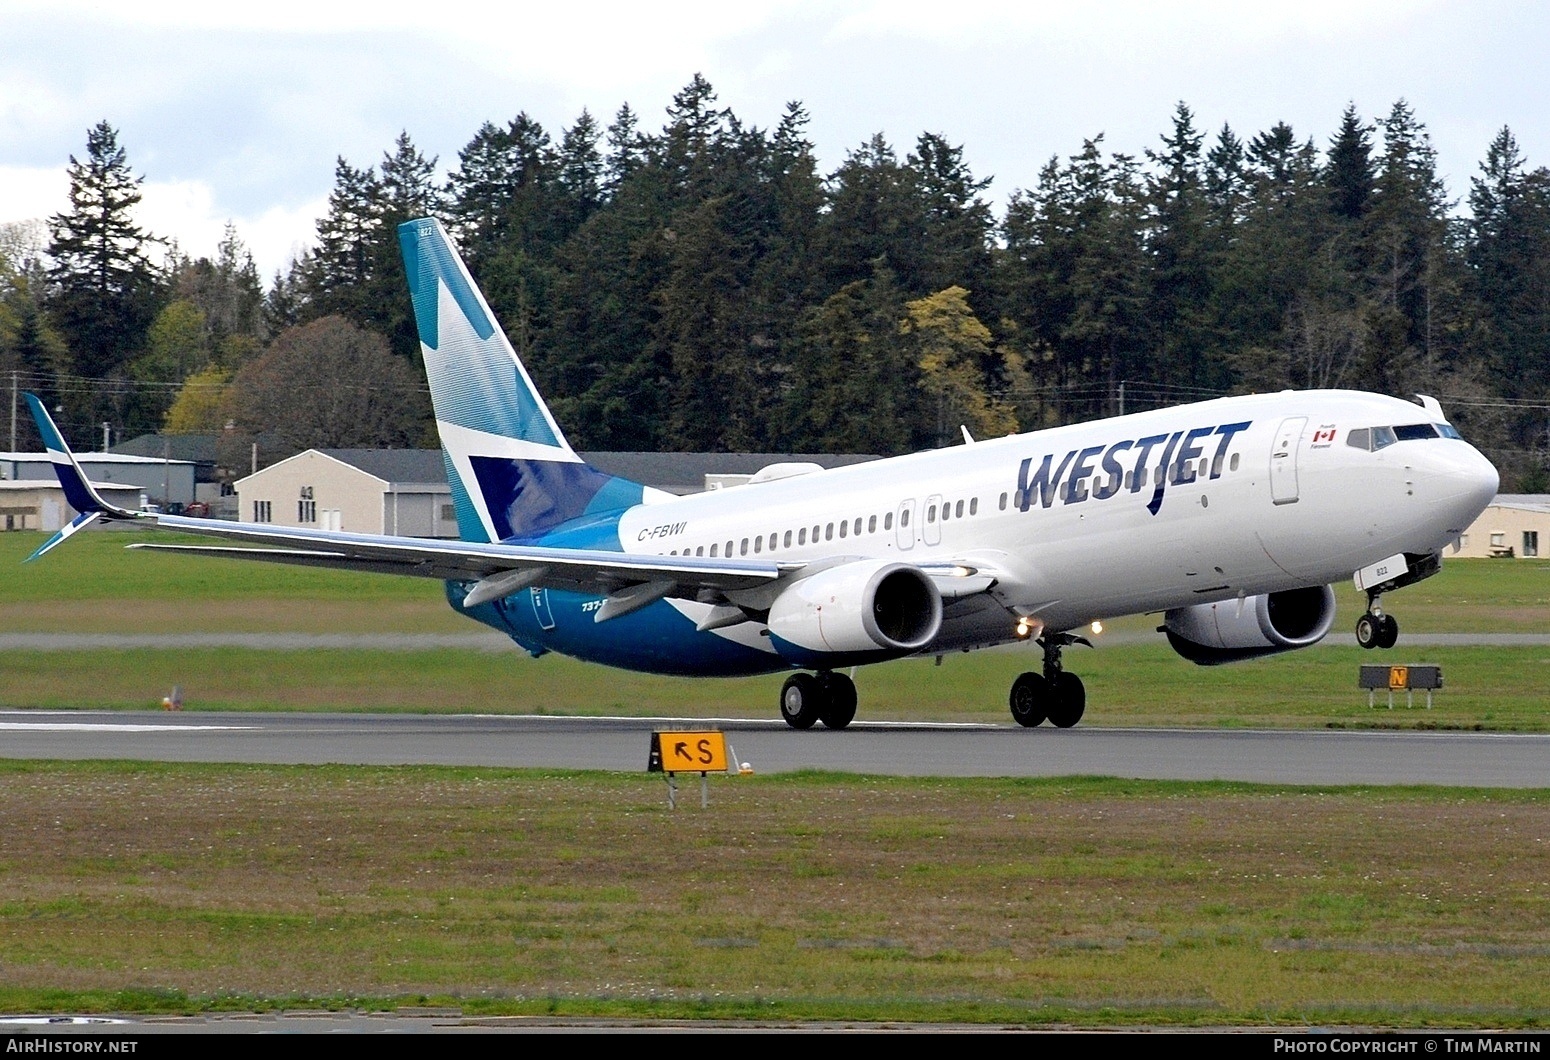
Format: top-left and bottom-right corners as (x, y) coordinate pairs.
(6, 532), (1550, 1026)
(1, 761), (1548, 1027)
(4, 531), (1549, 728)
(3, 643), (1548, 729)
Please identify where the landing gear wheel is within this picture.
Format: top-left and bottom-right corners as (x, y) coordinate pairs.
(817, 672), (857, 729)
(780, 672), (822, 730)
(1010, 672), (1048, 727)
(1047, 671), (1086, 728)
(1355, 613), (1379, 649)
(1376, 614), (1399, 649)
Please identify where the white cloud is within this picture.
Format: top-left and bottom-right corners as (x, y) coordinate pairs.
(0, 166), (317, 278)
(0, 166), (68, 226)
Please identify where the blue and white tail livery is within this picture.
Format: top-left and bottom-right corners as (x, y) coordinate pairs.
(399, 218), (663, 546)
(24, 217), (1500, 730)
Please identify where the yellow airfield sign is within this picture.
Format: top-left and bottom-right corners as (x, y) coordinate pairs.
(649, 730), (728, 773)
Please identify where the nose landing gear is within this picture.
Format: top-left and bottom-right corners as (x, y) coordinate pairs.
(1355, 598), (1399, 650)
(1352, 551), (1440, 651)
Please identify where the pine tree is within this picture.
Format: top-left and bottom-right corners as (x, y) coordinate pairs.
(45, 121), (164, 392)
(1326, 104), (1377, 223)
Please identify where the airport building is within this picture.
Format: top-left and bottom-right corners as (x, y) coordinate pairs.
(233, 449), (880, 538)
(1455, 495), (1550, 559)
(0, 451), (195, 530)
(234, 449), (459, 537)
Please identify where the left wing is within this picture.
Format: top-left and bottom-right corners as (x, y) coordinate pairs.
(21, 394), (783, 618)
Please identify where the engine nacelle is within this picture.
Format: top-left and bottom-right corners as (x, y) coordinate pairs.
(1162, 585), (1336, 666)
(767, 560), (942, 665)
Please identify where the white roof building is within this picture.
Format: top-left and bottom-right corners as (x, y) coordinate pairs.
(234, 449), (456, 537)
(1456, 495), (1550, 559)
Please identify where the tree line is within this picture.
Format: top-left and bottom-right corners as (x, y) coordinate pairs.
(3, 77), (1548, 488)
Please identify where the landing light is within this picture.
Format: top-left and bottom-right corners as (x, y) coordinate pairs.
(1015, 617), (1032, 638)
(1091, 621), (1104, 635)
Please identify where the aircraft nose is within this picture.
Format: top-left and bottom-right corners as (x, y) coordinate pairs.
(1419, 442), (1499, 529)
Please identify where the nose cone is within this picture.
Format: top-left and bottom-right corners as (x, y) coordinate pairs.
(1421, 441), (1499, 534)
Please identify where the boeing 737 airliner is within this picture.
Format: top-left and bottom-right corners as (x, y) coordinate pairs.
(25, 218), (1500, 729)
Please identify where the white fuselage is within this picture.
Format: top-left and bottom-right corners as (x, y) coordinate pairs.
(613, 390), (1498, 650)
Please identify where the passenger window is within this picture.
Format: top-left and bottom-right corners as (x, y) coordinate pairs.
(839, 520), (848, 539)
(970, 498), (978, 516)
(884, 512), (893, 530)
(740, 538), (748, 556)
(696, 546), (704, 557)
(1211, 454), (1223, 477)
(999, 492), (1007, 511)
(1229, 454), (1240, 472)
(726, 540), (734, 557)
(825, 523), (834, 541)
(901, 509), (910, 527)
(955, 500), (964, 518)
(941, 501), (950, 522)
(799, 527), (807, 545)
(753, 537), (761, 554)
(853, 517), (862, 535)
(710, 543), (718, 557)
(868, 515), (876, 533)
(784, 530), (792, 548)
(927, 505), (937, 523)
(769, 533), (778, 550)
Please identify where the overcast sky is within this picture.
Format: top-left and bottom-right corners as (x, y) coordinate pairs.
(3, 0), (1547, 280)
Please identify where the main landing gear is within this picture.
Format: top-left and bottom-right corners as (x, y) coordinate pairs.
(1355, 592), (1400, 650)
(1009, 633), (1089, 728)
(780, 670), (858, 730)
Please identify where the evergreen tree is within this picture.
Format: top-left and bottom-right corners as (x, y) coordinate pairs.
(1145, 103), (1223, 391)
(45, 121), (164, 431)
(1367, 100), (1452, 380)
(1326, 104), (1377, 223)
(557, 110), (606, 235)
(782, 268), (915, 453)
(1467, 126), (1550, 401)
(905, 133), (995, 313)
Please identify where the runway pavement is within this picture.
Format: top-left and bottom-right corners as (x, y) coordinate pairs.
(1, 710), (1546, 787)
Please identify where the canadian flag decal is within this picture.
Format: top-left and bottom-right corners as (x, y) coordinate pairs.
(1312, 428), (1336, 443)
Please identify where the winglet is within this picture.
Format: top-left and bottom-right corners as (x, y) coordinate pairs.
(21, 393), (142, 561)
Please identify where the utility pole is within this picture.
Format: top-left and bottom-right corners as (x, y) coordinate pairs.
(8, 371), (16, 452)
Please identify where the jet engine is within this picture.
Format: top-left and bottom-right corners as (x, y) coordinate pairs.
(1162, 585), (1336, 665)
(766, 560), (942, 665)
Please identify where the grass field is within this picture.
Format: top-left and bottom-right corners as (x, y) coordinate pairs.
(3, 529), (1549, 1026)
(3, 531), (1547, 729)
(1, 762), (1547, 1027)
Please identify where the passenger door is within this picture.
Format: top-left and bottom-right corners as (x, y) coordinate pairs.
(895, 499), (916, 551)
(1270, 417), (1305, 505)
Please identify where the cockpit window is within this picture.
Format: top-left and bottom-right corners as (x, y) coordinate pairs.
(1347, 422), (1458, 451)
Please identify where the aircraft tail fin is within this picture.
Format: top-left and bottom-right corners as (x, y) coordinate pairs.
(21, 393), (141, 561)
(398, 218), (648, 544)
